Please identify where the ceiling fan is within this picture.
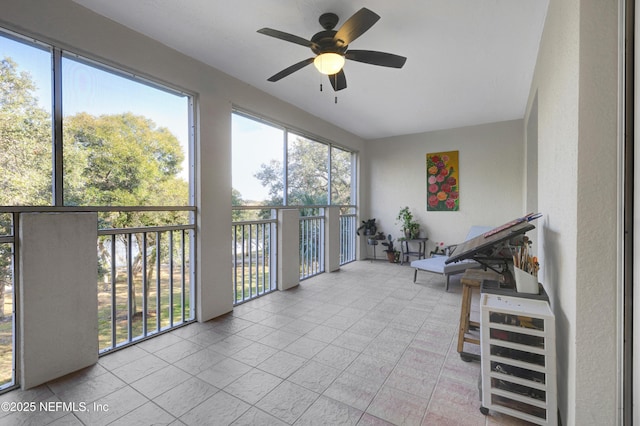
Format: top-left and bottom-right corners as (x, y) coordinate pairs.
(257, 7), (407, 91)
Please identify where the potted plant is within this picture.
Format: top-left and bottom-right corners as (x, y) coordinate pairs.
(356, 218), (377, 237)
(430, 241), (447, 257)
(381, 234), (398, 263)
(396, 206), (420, 239)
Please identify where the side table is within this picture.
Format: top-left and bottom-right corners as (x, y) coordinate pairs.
(399, 237), (428, 265)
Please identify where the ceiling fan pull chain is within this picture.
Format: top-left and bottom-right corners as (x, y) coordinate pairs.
(335, 95), (338, 104)
(320, 83), (323, 92)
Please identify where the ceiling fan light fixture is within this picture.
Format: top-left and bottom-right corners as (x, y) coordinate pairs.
(313, 53), (345, 75)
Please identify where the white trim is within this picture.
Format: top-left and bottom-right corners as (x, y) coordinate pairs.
(632, 0), (640, 423)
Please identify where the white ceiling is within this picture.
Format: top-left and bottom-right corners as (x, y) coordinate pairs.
(72, 0), (548, 140)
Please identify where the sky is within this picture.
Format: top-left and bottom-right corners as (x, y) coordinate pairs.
(231, 114), (282, 202)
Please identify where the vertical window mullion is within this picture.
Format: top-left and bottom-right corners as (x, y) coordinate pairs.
(327, 145), (332, 205)
(52, 48), (63, 206)
(283, 130), (289, 206)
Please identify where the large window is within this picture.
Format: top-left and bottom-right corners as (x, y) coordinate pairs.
(232, 111), (354, 209)
(62, 55), (190, 207)
(287, 132), (329, 205)
(0, 27), (195, 386)
(0, 28), (193, 209)
(231, 113), (283, 206)
(331, 146), (354, 206)
(0, 33), (52, 206)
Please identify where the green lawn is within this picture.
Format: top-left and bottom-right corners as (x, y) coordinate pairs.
(0, 265), (193, 386)
(97, 265), (192, 352)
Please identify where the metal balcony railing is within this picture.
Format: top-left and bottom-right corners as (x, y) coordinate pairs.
(0, 212), (16, 392)
(98, 222), (195, 353)
(232, 217), (277, 305)
(232, 205), (356, 303)
(299, 214), (325, 280)
(339, 213), (357, 265)
(0, 206), (196, 389)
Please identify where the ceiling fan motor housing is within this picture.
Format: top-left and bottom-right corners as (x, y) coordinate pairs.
(311, 30), (347, 55)
(312, 13), (348, 54)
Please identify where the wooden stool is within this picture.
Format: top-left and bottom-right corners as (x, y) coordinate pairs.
(458, 269), (502, 361)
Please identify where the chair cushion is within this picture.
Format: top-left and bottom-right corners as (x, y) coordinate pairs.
(410, 256), (480, 274)
(410, 256), (447, 273)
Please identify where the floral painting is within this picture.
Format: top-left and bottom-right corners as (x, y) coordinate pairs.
(426, 151), (459, 211)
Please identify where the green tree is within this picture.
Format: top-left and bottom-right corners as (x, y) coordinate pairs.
(63, 112), (189, 315)
(0, 57), (52, 318)
(286, 137), (329, 206)
(254, 136), (352, 207)
(330, 147), (352, 206)
(232, 188), (245, 221)
(63, 112), (186, 208)
(0, 57), (51, 206)
(254, 158), (284, 205)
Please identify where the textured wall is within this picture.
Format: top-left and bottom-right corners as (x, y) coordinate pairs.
(526, 0), (620, 423)
(278, 209), (300, 290)
(19, 213), (98, 389)
(367, 119), (525, 255)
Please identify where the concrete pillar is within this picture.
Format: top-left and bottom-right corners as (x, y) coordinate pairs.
(278, 209), (299, 291)
(324, 207), (340, 272)
(19, 212), (98, 389)
(196, 99), (233, 322)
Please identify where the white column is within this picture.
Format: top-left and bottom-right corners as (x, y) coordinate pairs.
(324, 207), (340, 272)
(19, 212), (98, 389)
(278, 209), (299, 290)
(196, 99), (233, 321)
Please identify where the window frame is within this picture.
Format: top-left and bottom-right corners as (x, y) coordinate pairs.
(0, 25), (197, 208)
(232, 108), (357, 208)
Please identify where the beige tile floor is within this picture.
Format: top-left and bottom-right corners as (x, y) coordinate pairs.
(0, 261), (532, 425)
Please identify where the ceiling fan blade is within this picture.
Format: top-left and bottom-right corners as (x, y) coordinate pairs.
(333, 8), (380, 46)
(345, 50), (407, 68)
(257, 28), (318, 49)
(329, 70), (347, 91)
(267, 58), (315, 82)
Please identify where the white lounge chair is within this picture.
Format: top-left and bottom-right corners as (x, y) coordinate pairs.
(411, 226), (493, 291)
